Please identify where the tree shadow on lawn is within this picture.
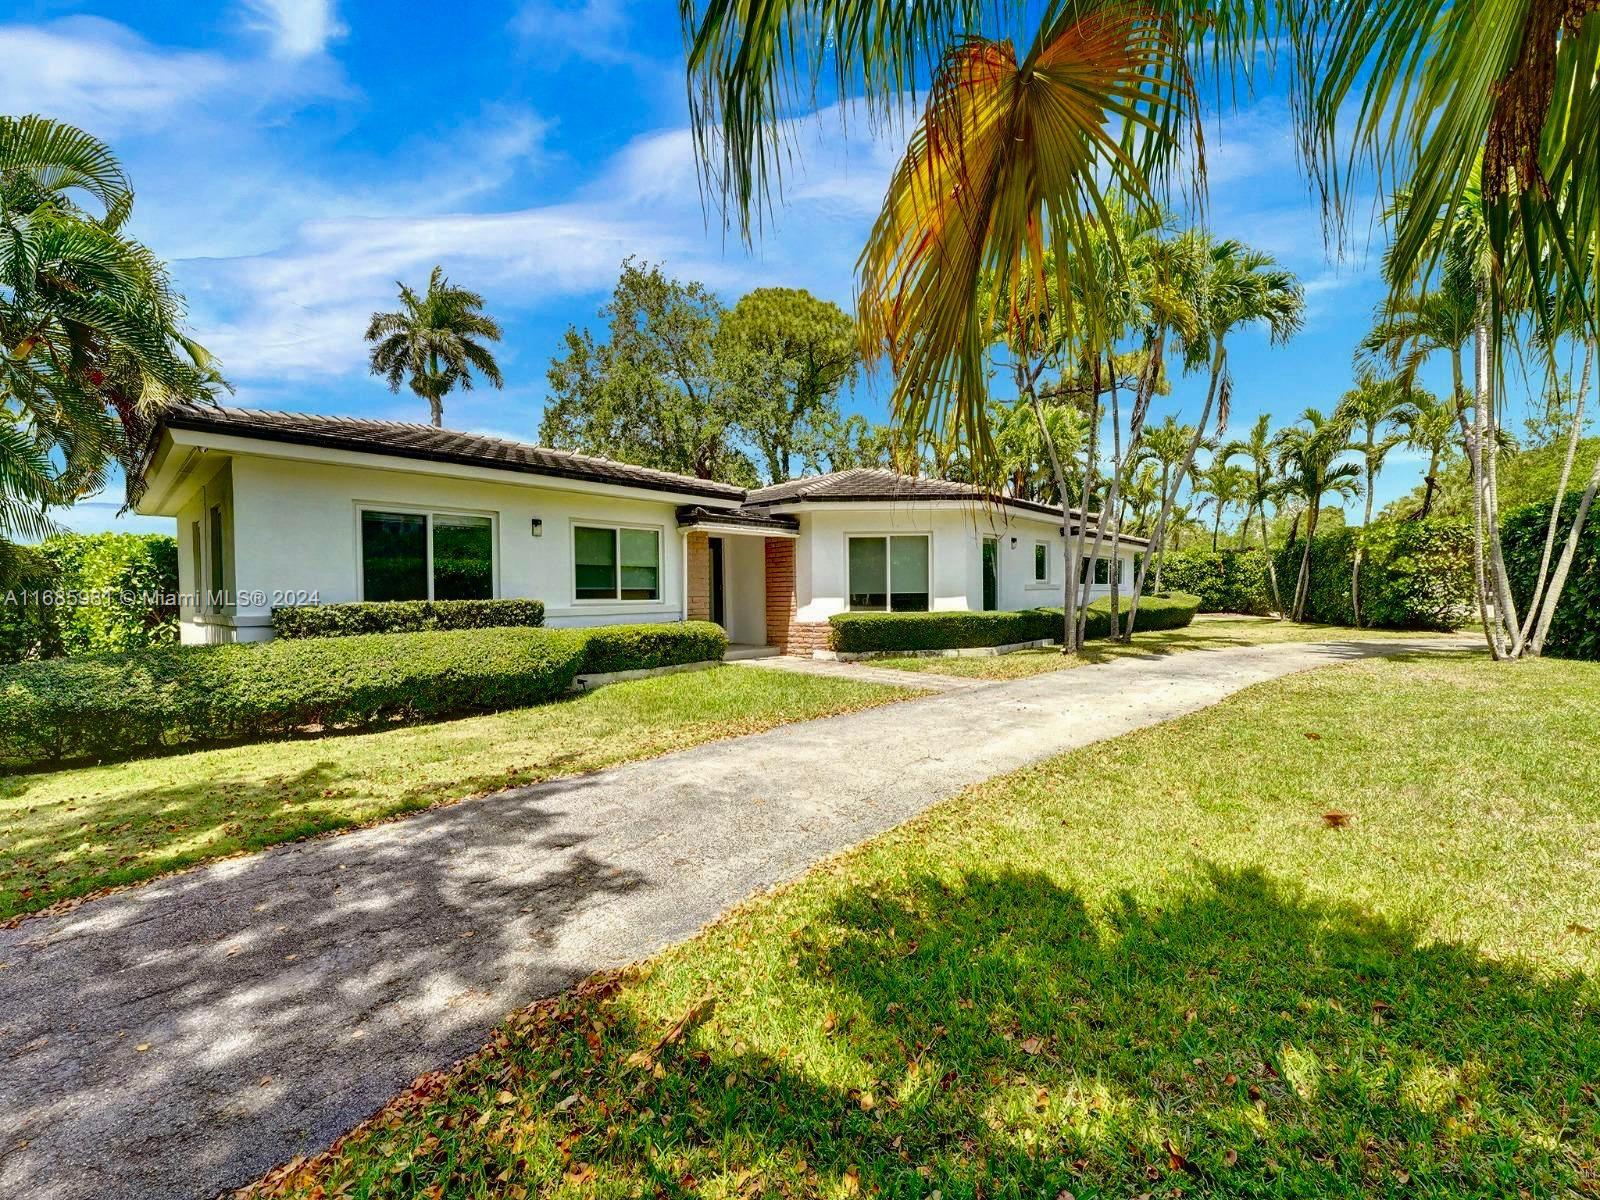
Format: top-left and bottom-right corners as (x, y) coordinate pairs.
(315, 865), (1600, 1198)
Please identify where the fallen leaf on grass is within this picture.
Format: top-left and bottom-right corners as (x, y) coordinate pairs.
(1019, 1036), (1044, 1055)
(1567, 922), (1592, 936)
(625, 992), (716, 1069)
(1322, 811), (1352, 829)
(1304, 731), (1322, 741)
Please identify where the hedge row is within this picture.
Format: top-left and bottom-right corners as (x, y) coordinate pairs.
(1157, 547), (1277, 615)
(828, 593), (1200, 654)
(0, 621), (729, 769)
(1275, 518), (1474, 630)
(272, 598), (546, 639)
(1502, 493), (1600, 661)
(578, 621), (726, 674)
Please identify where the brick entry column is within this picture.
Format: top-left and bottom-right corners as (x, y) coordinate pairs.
(685, 531), (711, 622)
(764, 537), (830, 655)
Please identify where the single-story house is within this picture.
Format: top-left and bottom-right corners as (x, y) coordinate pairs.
(135, 405), (1148, 653)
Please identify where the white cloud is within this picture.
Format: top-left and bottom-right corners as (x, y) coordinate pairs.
(240, 0), (346, 59)
(513, 0), (631, 63)
(0, 18), (234, 135)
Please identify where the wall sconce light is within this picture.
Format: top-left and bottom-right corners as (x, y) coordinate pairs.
(1009, 536), (1017, 548)
(530, 518), (543, 537)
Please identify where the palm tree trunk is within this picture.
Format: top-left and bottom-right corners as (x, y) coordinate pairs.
(1351, 462), (1375, 628)
(1293, 501), (1318, 622)
(1259, 505), (1284, 617)
(1518, 336), (1592, 648)
(1418, 448), (1440, 519)
(1026, 373), (1077, 653)
(1464, 317), (1504, 657)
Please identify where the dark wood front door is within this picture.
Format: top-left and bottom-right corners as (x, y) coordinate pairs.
(709, 536), (727, 628)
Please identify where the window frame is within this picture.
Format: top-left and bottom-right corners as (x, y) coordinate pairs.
(356, 504), (499, 603)
(1031, 540), (1052, 585)
(845, 532), (932, 613)
(570, 521), (664, 605)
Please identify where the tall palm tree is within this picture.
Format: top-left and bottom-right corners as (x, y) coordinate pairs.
(1392, 387), (1456, 519)
(1, 115), (220, 547)
(366, 267), (504, 427)
(1223, 413), (1288, 615)
(1275, 407), (1362, 623)
(1135, 415), (1193, 590)
(1338, 373), (1407, 626)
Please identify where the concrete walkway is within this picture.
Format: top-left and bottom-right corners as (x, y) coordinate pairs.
(0, 636), (1470, 1200)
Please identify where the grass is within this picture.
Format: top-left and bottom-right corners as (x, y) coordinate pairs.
(0, 666), (910, 922)
(240, 650), (1600, 1199)
(872, 614), (1465, 681)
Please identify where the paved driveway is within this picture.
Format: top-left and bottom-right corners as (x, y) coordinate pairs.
(0, 636), (1470, 1200)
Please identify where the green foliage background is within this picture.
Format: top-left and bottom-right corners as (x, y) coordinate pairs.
(1158, 548), (1276, 615)
(0, 533), (178, 662)
(1502, 494), (1600, 661)
(1276, 518), (1474, 630)
(273, 598), (546, 639)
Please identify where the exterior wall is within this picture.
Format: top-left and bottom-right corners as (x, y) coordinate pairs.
(189, 452), (691, 642)
(763, 538), (828, 653)
(791, 504), (1142, 623)
(723, 535), (768, 646)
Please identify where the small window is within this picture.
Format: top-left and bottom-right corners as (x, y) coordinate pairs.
(1033, 542), (1049, 583)
(208, 504), (226, 607)
(848, 535), (929, 612)
(574, 525), (660, 602)
(1095, 557), (1110, 585)
(362, 509), (495, 602)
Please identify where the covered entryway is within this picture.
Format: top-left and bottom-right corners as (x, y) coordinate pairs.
(678, 507), (799, 658)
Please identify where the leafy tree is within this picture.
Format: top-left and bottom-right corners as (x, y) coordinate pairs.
(1191, 460), (1251, 551)
(1, 116), (221, 546)
(717, 287), (858, 482)
(542, 260), (757, 484)
(365, 266), (503, 428)
(1392, 387), (1458, 519)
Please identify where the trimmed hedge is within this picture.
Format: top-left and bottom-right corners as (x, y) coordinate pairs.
(1275, 518), (1473, 630)
(1, 533), (179, 663)
(827, 593), (1200, 654)
(0, 626), (588, 768)
(1502, 493), (1600, 660)
(0, 620), (737, 768)
(829, 609), (1057, 654)
(578, 621), (728, 674)
(272, 598), (545, 639)
(1158, 548), (1276, 615)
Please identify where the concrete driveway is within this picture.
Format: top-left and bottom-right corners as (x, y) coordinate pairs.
(0, 636), (1471, 1200)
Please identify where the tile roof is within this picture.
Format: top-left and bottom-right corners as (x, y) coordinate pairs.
(158, 405), (748, 502)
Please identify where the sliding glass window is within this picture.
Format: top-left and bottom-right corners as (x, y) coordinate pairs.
(361, 510), (494, 602)
(574, 525), (661, 602)
(847, 535), (929, 612)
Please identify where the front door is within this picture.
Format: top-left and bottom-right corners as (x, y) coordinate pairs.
(709, 536), (727, 628)
(982, 538), (999, 610)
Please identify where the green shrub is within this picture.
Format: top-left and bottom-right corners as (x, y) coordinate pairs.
(1275, 518), (1473, 630)
(578, 621), (728, 674)
(0, 626), (588, 768)
(1158, 548), (1276, 615)
(829, 609), (1058, 654)
(828, 594), (1199, 654)
(1036, 591), (1202, 641)
(0, 543), (63, 663)
(272, 598), (545, 639)
(1502, 493), (1600, 661)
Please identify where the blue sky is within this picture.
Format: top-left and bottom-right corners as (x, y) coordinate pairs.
(4, 1), (1431, 536)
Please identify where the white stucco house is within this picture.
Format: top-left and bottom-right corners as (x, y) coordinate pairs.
(135, 406), (1147, 653)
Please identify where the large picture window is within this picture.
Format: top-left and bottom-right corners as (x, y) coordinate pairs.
(574, 525), (660, 601)
(847, 534), (929, 611)
(361, 509), (494, 602)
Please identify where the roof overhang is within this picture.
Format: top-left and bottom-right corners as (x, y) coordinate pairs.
(137, 425), (749, 515)
(748, 496), (1149, 547)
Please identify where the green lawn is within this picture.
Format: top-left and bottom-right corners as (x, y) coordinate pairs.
(872, 614), (1465, 680)
(243, 651), (1600, 1200)
(0, 666), (909, 922)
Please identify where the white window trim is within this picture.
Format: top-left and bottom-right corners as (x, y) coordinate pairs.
(570, 520), (665, 605)
(845, 532), (932, 613)
(1026, 539), (1054, 589)
(356, 503), (500, 602)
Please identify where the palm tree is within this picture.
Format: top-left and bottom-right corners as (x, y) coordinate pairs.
(1392, 388), (1457, 519)
(1, 115), (221, 547)
(1338, 374), (1407, 626)
(1275, 407), (1361, 623)
(1191, 460), (1250, 551)
(366, 267), (504, 427)
(1130, 238), (1304, 610)
(1223, 413), (1287, 616)
(1135, 415), (1193, 590)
